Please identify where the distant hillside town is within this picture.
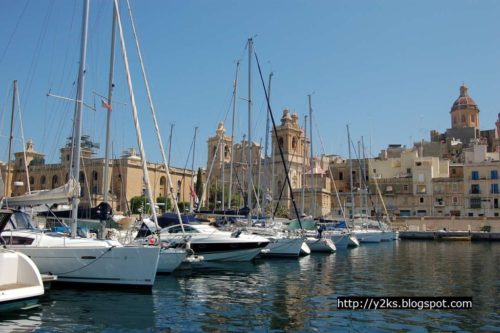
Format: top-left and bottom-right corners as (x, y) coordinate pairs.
(3, 84), (500, 219)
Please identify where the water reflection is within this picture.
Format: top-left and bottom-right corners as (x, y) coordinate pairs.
(1, 242), (498, 332)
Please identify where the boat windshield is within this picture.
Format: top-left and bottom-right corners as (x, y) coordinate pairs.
(6, 211), (36, 230)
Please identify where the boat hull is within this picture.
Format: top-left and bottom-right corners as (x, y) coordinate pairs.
(0, 250), (44, 312)
(260, 237), (305, 257)
(305, 237), (336, 252)
(353, 230), (383, 243)
(157, 248), (187, 273)
(11, 246), (160, 288)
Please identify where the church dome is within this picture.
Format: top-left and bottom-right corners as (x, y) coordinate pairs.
(450, 84), (479, 113)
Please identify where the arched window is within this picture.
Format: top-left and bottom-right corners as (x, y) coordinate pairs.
(79, 172), (85, 183)
(160, 176), (167, 197)
(224, 145), (229, 158)
(52, 175), (59, 188)
(292, 137), (297, 150)
(40, 175), (46, 189)
(177, 180), (182, 189)
(339, 171), (344, 181)
(278, 137), (284, 148)
(93, 171), (98, 181)
(461, 115), (466, 123)
(471, 114), (476, 123)
(29, 176), (35, 186)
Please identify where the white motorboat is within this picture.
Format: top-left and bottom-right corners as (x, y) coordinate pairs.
(142, 218), (270, 262)
(0, 211), (44, 312)
(1, 210), (160, 288)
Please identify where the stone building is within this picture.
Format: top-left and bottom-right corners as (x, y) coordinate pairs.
(1, 138), (195, 214)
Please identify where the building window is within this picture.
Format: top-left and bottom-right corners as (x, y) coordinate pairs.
(492, 184), (499, 194)
(177, 180), (182, 189)
(452, 196), (458, 205)
(471, 171), (479, 180)
(419, 197), (424, 204)
(292, 137), (297, 149)
(471, 184), (480, 194)
(495, 198), (499, 209)
(470, 197), (481, 209)
(471, 114), (476, 122)
(339, 171), (343, 181)
(452, 183), (458, 192)
(93, 171), (98, 181)
(224, 145), (229, 158)
(40, 176), (46, 190)
(51, 175), (58, 188)
(491, 170), (498, 180)
(452, 168), (457, 175)
(403, 184), (409, 191)
(29, 176), (34, 186)
(278, 137), (284, 148)
(417, 185), (426, 194)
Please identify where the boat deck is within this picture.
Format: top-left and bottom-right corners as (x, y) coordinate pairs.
(0, 283), (31, 291)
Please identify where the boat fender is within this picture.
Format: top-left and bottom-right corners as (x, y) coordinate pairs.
(231, 228), (242, 238)
(147, 235), (158, 245)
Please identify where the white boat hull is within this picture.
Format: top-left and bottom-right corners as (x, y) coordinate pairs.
(305, 237), (336, 252)
(157, 248), (187, 273)
(353, 230), (383, 243)
(381, 230), (396, 241)
(1, 250), (44, 311)
(328, 233), (350, 249)
(11, 246), (160, 288)
(261, 237), (304, 257)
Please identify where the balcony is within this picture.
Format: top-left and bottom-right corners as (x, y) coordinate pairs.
(434, 201), (445, 207)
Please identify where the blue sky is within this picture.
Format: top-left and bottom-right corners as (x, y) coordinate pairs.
(1, 0), (500, 170)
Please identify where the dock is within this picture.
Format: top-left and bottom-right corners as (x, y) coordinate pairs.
(399, 231), (500, 241)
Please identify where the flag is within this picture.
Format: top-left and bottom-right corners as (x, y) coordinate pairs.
(190, 185), (199, 204)
(101, 99), (112, 112)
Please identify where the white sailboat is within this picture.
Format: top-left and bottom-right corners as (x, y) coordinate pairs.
(1, 0), (160, 288)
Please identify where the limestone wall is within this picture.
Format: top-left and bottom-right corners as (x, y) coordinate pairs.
(392, 217), (500, 232)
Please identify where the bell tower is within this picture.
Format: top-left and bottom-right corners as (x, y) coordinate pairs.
(207, 122), (232, 170)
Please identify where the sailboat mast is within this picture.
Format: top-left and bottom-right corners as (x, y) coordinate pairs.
(308, 94), (315, 218)
(114, 0), (159, 228)
(301, 114), (307, 216)
(167, 123), (174, 166)
(247, 37), (253, 223)
(227, 61), (239, 209)
(71, 0), (90, 238)
(6, 80), (17, 197)
(261, 71), (273, 214)
(347, 124), (354, 218)
(189, 127), (197, 213)
(103, 2), (116, 207)
(221, 131), (225, 212)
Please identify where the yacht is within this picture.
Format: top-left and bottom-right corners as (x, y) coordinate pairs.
(140, 217), (270, 262)
(1, 210), (160, 288)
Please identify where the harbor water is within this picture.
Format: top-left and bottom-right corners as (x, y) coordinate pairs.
(1, 241), (498, 332)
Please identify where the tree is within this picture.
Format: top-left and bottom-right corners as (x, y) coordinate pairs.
(156, 196), (171, 213)
(178, 201), (189, 212)
(130, 196), (146, 214)
(195, 168), (203, 199)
